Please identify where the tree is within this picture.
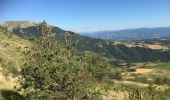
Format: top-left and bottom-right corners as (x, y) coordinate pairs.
(83, 51), (111, 82)
(19, 22), (101, 100)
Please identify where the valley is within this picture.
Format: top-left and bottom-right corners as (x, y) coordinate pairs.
(0, 21), (170, 99)
(0, 0), (170, 99)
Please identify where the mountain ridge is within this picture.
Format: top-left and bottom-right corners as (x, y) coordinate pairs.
(1, 21), (65, 38)
(1, 21), (170, 62)
(82, 27), (170, 40)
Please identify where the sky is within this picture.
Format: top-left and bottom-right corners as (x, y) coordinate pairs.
(0, 0), (170, 32)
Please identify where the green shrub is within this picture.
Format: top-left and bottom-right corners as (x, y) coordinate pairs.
(19, 23), (101, 99)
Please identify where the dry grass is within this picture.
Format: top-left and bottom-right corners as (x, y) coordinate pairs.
(103, 91), (129, 100)
(0, 31), (30, 67)
(123, 41), (169, 50)
(0, 31), (30, 90)
(0, 72), (18, 90)
(146, 44), (169, 50)
(135, 68), (154, 74)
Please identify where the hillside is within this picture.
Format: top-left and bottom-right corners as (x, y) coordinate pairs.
(1, 21), (170, 62)
(2, 21), (65, 38)
(82, 27), (170, 40)
(0, 26), (30, 90)
(2, 21), (37, 32)
(0, 22), (170, 100)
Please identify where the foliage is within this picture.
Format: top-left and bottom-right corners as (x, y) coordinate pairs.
(19, 22), (101, 99)
(83, 51), (111, 82)
(111, 82), (170, 100)
(0, 90), (25, 100)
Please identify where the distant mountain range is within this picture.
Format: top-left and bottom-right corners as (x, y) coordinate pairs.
(82, 27), (170, 40)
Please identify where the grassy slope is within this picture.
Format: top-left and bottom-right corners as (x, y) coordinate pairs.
(1, 22), (170, 99)
(0, 30), (30, 90)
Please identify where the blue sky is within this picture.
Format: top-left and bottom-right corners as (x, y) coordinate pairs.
(0, 0), (170, 32)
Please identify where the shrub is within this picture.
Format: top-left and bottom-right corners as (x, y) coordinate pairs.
(19, 22), (101, 99)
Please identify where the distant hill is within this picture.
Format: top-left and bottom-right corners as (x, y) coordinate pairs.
(1, 21), (170, 62)
(82, 27), (170, 40)
(0, 21), (108, 54)
(1, 21), (65, 38)
(2, 21), (37, 32)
